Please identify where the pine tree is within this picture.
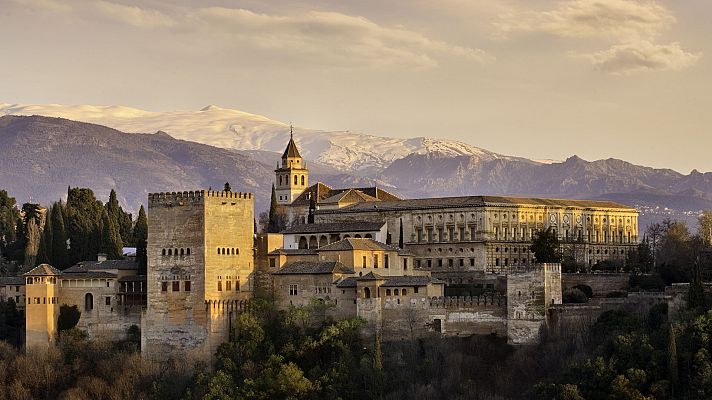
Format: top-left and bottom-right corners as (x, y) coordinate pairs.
(224, 182), (231, 192)
(134, 205), (148, 275)
(530, 227), (562, 263)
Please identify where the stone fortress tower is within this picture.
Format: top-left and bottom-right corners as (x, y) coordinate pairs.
(23, 264), (61, 349)
(274, 126), (309, 205)
(142, 189), (254, 360)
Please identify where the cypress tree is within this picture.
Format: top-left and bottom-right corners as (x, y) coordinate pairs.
(66, 187), (105, 264)
(51, 201), (69, 269)
(100, 209), (123, 260)
(398, 218), (404, 248)
(134, 205), (148, 275)
(668, 323), (679, 396)
(37, 204), (53, 265)
(268, 184), (280, 233)
(689, 257), (705, 309)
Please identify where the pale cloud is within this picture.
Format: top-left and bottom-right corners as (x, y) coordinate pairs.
(8, 0), (488, 69)
(92, 0), (175, 28)
(587, 41), (701, 75)
(497, 0), (674, 40)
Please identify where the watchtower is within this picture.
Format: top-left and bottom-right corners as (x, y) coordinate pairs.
(275, 126), (308, 205)
(24, 264), (61, 349)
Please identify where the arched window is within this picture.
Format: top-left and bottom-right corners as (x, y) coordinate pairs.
(294, 175), (298, 185)
(301, 175), (305, 186)
(162, 249), (166, 256)
(354, 234), (361, 238)
(231, 248), (235, 255)
(309, 236), (318, 249)
(298, 236), (308, 249)
(236, 248), (239, 255)
(364, 287), (371, 299)
(279, 176), (283, 186)
(394, 289), (400, 296)
(217, 248), (220, 255)
(168, 249), (172, 256)
(85, 293), (94, 311)
(365, 234), (373, 239)
(187, 248), (190, 255)
(174, 249), (178, 256)
(402, 289), (407, 296)
(180, 248), (184, 256)
(386, 289), (391, 296)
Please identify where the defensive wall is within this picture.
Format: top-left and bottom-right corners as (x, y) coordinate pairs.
(562, 273), (630, 297)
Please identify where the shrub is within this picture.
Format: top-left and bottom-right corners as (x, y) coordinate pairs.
(572, 284), (593, 298)
(57, 304), (81, 332)
(563, 288), (589, 304)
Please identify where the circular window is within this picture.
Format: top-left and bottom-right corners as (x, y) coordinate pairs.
(448, 248), (453, 252)
(470, 248), (475, 252)
(427, 248), (432, 253)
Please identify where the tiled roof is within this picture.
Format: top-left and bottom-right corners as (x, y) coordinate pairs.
(268, 248), (318, 256)
(318, 238), (401, 252)
(291, 183), (401, 206)
(119, 275), (147, 282)
(282, 135), (301, 159)
(64, 259), (138, 273)
(23, 264), (61, 276)
(281, 221), (385, 234)
(358, 272), (383, 281)
(335, 277), (357, 288)
(381, 276), (440, 287)
(0, 276), (25, 285)
(321, 189), (379, 205)
(61, 271), (117, 279)
(318, 195), (635, 214)
(273, 261), (354, 275)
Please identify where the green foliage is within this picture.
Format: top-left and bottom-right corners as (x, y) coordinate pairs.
(224, 182), (231, 192)
(563, 288), (589, 304)
(66, 187), (105, 265)
(0, 298), (21, 347)
(530, 227), (561, 263)
(99, 208), (123, 259)
(134, 205), (148, 274)
(57, 304), (81, 332)
(629, 273), (666, 292)
(689, 258), (706, 310)
(573, 284), (593, 298)
(197, 302), (371, 400)
(0, 189), (19, 252)
(106, 189), (133, 247)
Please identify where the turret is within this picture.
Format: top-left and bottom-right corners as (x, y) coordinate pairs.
(24, 264), (61, 349)
(275, 126), (308, 204)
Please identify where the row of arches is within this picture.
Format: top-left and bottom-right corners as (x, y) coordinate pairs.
(217, 247), (239, 255)
(162, 248), (191, 256)
(278, 174), (306, 187)
(297, 233), (373, 249)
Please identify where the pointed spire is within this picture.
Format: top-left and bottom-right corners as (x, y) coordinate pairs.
(290, 123), (293, 139)
(281, 124), (301, 159)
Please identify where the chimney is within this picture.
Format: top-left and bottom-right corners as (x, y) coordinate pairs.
(97, 253), (107, 262)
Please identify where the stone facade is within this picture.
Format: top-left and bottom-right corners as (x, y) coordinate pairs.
(142, 189), (254, 360)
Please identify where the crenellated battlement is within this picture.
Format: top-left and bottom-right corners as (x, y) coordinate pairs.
(204, 190), (253, 200)
(147, 190), (254, 207)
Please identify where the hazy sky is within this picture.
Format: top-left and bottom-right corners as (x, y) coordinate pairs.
(1, 0), (710, 173)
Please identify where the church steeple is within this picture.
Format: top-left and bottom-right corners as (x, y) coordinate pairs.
(275, 126), (308, 205)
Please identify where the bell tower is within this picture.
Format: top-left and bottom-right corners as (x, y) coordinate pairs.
(275, 126), (308, 204)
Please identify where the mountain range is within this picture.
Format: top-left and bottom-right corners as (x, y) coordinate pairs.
(2, 103), (712, 230)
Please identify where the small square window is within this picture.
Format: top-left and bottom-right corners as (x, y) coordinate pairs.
(172, 281), (180, 291)
(161, 282), (168, 292)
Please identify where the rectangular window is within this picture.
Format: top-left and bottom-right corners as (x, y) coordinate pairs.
(427, 259), (432, 268)
(459, 259), (464, 267)
(184, 281), (191, 291)
(218, 281), (222, 291)
(270, 258), (276, 268)
(470, 258), (475, 266)
(172, 281), (180, 292)
(105, 297), (111, 306)
(448, 259), (454, 268)
(362, 256), (367, 268)
(374, 255), (379, 268)
(403, 258), (408, 270)
(438, 259), (443, 267)
(414, 287), (419, 294)
(385, 255), (389, 268)
(161, 282), (168, 292)
(226, 281), (232, 291)
(416, 229), (422, 242)
(459, 227), (465, 241)
(289, 284), (298, 296)
(448, 227), (454, 242)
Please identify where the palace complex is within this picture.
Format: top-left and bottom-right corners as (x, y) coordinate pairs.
(15, 132), (642, 359)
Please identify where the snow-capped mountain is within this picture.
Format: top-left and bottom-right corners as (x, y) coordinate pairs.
(0, 103), (518, 173)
